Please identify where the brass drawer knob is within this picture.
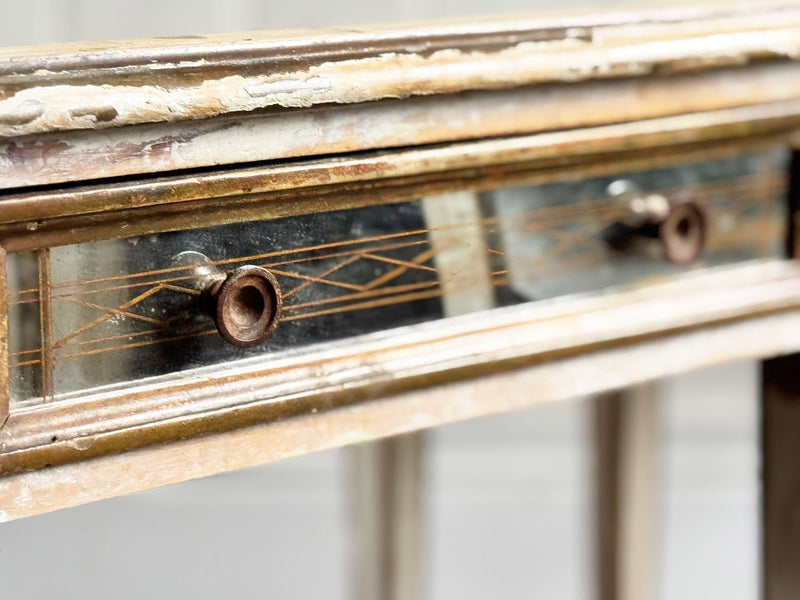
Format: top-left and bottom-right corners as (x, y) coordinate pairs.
(205, 265), (282, 347)
(608, 180), (707, 265)
(659, 200), (707, 265)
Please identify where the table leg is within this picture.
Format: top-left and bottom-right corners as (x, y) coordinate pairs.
(762, 354), (800, 600)
(594, 385), (660, 600)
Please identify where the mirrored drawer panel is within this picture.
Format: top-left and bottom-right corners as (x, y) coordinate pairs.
(5, 148), (788, 408)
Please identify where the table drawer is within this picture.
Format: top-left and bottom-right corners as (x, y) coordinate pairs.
(3, 145), (789, 410)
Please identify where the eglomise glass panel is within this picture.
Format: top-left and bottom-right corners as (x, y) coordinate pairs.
(6, 148), (787, 409)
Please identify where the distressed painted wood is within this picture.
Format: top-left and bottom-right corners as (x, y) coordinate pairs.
(0, 100), (794, 231)
(3, 4), (800, 187)
(2, 3), (799, 136)
(2, 64), (800, 189)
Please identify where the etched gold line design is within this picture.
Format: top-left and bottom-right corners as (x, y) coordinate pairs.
(5, 171), (786, 387)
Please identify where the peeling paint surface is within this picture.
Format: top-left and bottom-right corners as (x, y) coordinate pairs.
(1, 11), (800, 137)
(2, 60), (800, 189)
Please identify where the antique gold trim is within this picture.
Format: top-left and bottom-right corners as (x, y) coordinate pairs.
(0, 102), (796, 250)
(3, 262), (800, 520)
(1, 259), (799, 476)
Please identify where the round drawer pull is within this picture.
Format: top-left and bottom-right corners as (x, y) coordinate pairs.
(607, 180), (707, 265)
(206, 265), (282, 347)
(658, 200), (707, 265)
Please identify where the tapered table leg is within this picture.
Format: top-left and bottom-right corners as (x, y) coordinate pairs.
(594, 385), (659, 600)
(762, 354), (800, 600)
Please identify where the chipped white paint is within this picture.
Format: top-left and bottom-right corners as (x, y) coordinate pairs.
(4, 61), (800, 189)
(2, 22), (800, 137)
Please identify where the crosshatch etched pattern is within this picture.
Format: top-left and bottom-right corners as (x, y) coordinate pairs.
(5, 156), (788, 407)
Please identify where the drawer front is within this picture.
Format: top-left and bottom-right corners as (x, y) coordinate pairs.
(5, 147), (789, 409)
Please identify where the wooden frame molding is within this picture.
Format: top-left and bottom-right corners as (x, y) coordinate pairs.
(0, 101), (797, 234)
(3, 2), (799, 136)
(1, 259), (799, 477)
(4, 287), (800, 521)
(3, 3), (800, 187)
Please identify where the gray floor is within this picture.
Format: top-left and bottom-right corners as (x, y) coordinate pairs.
(0, 361), (759, 599)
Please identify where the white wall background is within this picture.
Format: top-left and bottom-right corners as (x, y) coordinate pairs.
(1, 0), (637, 46)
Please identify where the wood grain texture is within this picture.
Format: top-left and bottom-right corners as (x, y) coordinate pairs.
(2, 3), (799, 137)
(0, 99), (797, 227)
(3, 62), (800, 189)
